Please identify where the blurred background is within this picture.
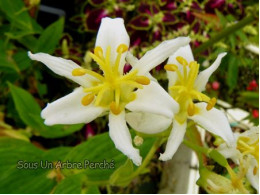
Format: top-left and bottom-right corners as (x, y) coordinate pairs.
(0, 0), (259, 193)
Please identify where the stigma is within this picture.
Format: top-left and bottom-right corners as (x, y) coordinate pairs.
(71, 44), (150, 115)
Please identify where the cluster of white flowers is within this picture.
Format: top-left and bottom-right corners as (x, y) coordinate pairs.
(28, 17), (258, 190)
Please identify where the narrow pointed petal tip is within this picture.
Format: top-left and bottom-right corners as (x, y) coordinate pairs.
(108, 111), (142, 166)
(195, 52), (227, 92)
(159, 121), (187, 161)
(134, 36), (191, 75)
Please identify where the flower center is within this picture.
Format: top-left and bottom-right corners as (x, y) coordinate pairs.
(72, 44), (150, 115)
(165, 56), (217, 123)
(237, 136), (259, 162)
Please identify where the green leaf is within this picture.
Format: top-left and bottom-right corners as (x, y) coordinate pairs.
(36, 18), (64, 53)
(63, 132), (157, 184)
(0, 138), (55, 193)
(54, 174), (83, 194)
(13, 50), (32, 70)
(240, 91), (259, 107)
(0, 138), (73, 193)
(85, 185), (100, 194)
(8, 83), (84, 138)
(109, 159), (134, 186)
(227, 55), (238, 90)
(0, 0), (42, 33)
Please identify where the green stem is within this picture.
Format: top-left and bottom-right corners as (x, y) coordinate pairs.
(194, 14), (256, 55)
(131, 138), (165, 178)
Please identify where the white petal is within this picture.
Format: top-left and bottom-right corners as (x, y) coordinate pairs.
(126, 52), (157, 82)
(246, 157), (259, 192)
(126, 52), (138, 66)
(95, 17), (130, 74)
(28, 52), (95, 87)
(159, 121), (187, 161)
(134, 37), (191, 75)
(126, 81), (179, 118)
(195, 53), (227, 92)
(166, 45), (194, 87)
(126, 112), (172, 134)
(108, 111), (142, 166)
(217, 143), (240, 164)
(41, 87), (105, 125)
(189, 102), (235, 146)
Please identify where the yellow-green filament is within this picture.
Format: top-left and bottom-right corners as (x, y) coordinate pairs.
(73, 44), (150, 114)
(168, 56), (217, 121)
(237, 136), (259, 161)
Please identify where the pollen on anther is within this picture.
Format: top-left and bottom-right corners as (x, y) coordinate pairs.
(110, 101), (121, 115)
(187, 103), (195, 116)
(206, 97), (217, 111)
(164, 64), (178, 72)
(72, 68), (87, 76)
(135, 76), (150, 85)
(81, 94), (95, 106)
(94, 46), (103, 58)
(176, 56), (188, 66)
(117, 44), (128, 53)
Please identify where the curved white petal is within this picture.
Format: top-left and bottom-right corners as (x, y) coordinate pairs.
(134, 37), (191, 75)
(28, 52), (95, 87)
(217, 143), (240, 164)
(126, 52), (157, 82)
(126, 52), (138, 66)
(41, 87), (105, 125)
(159, 121), (187, 161)
(126, 81), (179, 118)
(246, 157), (259, 192)
(189, 102), (235, 146)
(108, 111), (142, 166)
(126, 112), (172, 134)
(195, 53), (227, 92)
(166, 45), (194, 87)
(95, 17), (130, 74)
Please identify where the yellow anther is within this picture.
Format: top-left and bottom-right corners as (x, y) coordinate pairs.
(176, 56), (188, 66)
(94, 46), (103, 58)
(81, 94), (95, 106)
(164, 64), (178, 72)
(110, 101), (121, 115)
(189, 61), (197, 68)
(187, 103), (195, 116)
(72, 68), (87, 76)
(135, 76), (150, 85)
(117, 44), (128, 53)
(206, 97), (217, 111)
(253, 166), (258, 175)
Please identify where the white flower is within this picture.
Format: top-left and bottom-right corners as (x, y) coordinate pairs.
(217, 126), (259, 192)
(126, 45), (235, 161)
(28, 17), (190, 166)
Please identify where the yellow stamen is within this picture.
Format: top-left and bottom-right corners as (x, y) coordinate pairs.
(164, 64), (178, 72)
(176, 56), (188, 66)
(135, 76), (150, 85)
(110, 101), (121, 115)
(72, 68), (86, 76)
(81, 94), (94, 106)
(189, 61), (197, 68)
(94, 46), (103, 58)
(187, 102), (195, 116)
(253, 166), (258, 175)
(206, 97), (217, 111)
(117, 44), (128, 53)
